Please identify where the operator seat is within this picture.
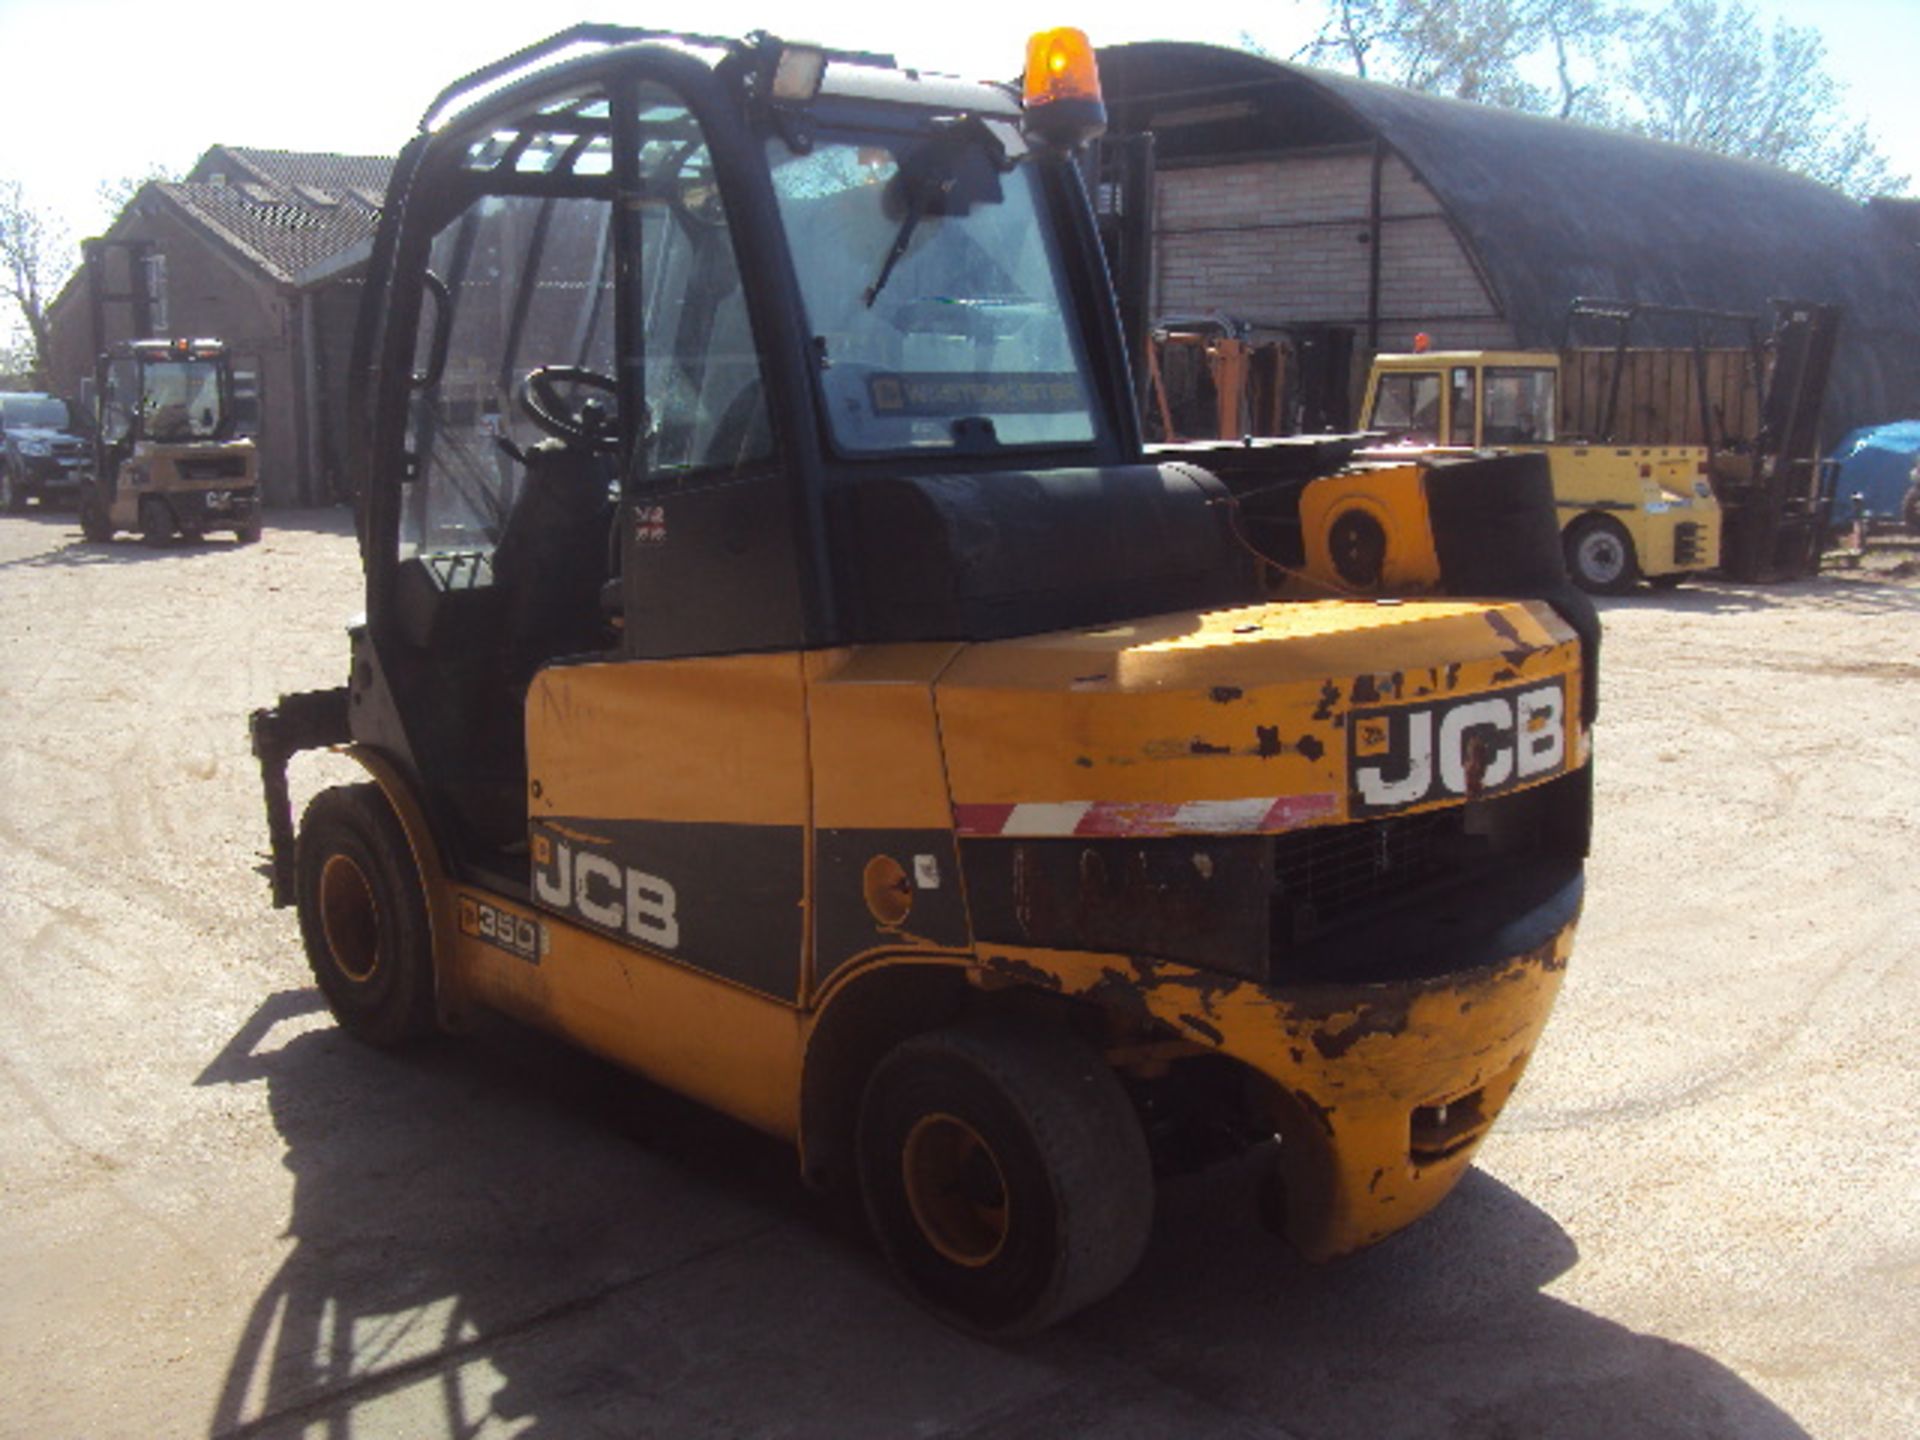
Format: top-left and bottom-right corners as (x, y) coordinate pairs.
(490, 438), (618, 682)
(451, 439), (616, 854)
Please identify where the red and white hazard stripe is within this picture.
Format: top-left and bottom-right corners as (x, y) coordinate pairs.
(952, 793), (1340, 839)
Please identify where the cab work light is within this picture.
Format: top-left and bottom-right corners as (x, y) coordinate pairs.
(771, 44), (826, 101)
(1022, 27), (1105, 147)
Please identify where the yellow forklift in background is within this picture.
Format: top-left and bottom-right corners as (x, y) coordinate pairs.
(1362, 345), (1719, 593)
(81, 337), (261, 545)
(253, 26), (1599, 1335)
(1361, 298), (1840, 592)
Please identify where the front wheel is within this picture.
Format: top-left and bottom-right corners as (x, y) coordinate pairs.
(295, 783), (437, 1047)
(1, 465), (23, 513)
(236, 516), (263, 544)
(857, 1020), (1154, 1337)
(1564, 515), (1639, 595)
(138, 495), (173, 548)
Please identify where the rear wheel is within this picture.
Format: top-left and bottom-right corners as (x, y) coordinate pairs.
(1564, 515), (1639, 595)
(236, 516), (263, 544)
(138, 495), (172, 547)
(1, 465), (23, 513)
(79, 495), (113, 542)
(295, 783), (437, 1047)
(857, 1020), (1154, 1337)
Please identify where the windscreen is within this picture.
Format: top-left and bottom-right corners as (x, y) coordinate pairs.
(768, 126), (1096, 455)
(140, 360), (225, 441)
(1368, 371), (1445, 445)
(0, 395), (73, 429)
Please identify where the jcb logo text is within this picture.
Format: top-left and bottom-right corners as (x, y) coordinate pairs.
(1349, 678), (1567, 816)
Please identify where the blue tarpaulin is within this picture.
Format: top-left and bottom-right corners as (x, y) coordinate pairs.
(1826, 422), (1920, 523)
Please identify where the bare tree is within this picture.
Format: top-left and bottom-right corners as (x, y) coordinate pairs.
(1280, 0), (1904, 197)
(1621, 0), (1905, 198)
(0, 180), (75, 385)
(96, 165), (181, 219)
(1291, 0), (1627, 120)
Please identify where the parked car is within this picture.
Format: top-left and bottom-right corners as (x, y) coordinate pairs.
(0, 392), (92, 511)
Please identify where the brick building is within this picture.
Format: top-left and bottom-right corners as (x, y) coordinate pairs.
(1097, 43), (1920, 439)
(44, 145), (392, 507)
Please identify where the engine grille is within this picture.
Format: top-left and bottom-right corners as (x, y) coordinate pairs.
(1271, 806), (1469, 945)
(178, 455), (250, 481)
(1673, 521), (1704, 565)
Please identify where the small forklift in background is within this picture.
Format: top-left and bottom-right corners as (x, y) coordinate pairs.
(82, 336), (261, 545)
(253, 25), (1599, 1336)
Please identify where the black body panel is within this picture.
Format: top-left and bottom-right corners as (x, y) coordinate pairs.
(828, 461), (1258, 642)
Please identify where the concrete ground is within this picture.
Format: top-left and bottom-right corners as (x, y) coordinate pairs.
(0, 508), (1915, 1439)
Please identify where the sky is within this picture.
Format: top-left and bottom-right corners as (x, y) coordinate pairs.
(0, 0), (1914, 341)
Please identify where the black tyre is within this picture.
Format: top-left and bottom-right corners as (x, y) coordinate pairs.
(1564, 514), (1639, 595)
(138, 495), (172, 547)
(1903, 483), (1920, 533)
(236, 516), (263, 544)
(79, 495), (113, 542)
(1, 465), (24, 513)
(295, 783), (437, 1047)
(857, 1019), (1154, 1337)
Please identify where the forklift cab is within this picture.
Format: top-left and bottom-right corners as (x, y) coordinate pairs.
(354, 28), (1177, 879)
(95, 339), (238, 468)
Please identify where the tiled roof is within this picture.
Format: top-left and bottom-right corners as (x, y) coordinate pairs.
(189, 145), (395, 199)
(156, 179), (383, 285)
(157, 145), (398, 285)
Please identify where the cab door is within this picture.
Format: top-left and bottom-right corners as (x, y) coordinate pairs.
(517, 76), (810, 1004)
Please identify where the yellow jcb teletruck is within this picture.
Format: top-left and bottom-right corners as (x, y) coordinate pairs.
(252, 26), (1599, 1336)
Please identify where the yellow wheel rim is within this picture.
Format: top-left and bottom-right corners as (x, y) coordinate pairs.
(318, 853), (381, 984)
(901, 1112), (1010, 1268)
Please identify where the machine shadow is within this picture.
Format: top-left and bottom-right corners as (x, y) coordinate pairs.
(199, 991), (1814, 1440)
(1599, 572), (1920, 617)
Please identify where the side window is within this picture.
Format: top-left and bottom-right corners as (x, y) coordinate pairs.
(403, 189), (618, 556)
(632, 85), (772, 486)
(1484, 368), (1556, 445)
(1449, 368), (1475, 446)
(1368, 371), (1443, 444)
(102, 359), (139, 443)
(400, 83), (770, 558)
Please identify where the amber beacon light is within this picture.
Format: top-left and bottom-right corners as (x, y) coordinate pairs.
(1022, 28), (1106, 147)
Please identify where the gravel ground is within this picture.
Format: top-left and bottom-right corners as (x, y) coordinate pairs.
(0, 507), (1915, 1440)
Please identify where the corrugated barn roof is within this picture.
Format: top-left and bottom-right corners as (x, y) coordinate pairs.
(1099, 42), (1920, 438)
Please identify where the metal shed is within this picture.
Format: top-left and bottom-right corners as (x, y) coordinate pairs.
(1096, 42), (1920, 441)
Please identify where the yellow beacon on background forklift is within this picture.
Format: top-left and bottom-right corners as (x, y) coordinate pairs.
(253, 26), (1599, 1335)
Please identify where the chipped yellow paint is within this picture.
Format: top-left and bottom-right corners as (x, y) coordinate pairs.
(976, 919), (1574, 1261)
(935, 597), (1582, 815)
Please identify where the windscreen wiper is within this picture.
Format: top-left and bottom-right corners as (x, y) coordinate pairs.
(864, 177), (943, 309)
(863, 116), (1010, 310)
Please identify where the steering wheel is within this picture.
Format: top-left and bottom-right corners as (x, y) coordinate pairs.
(519, 365), (623, 453)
